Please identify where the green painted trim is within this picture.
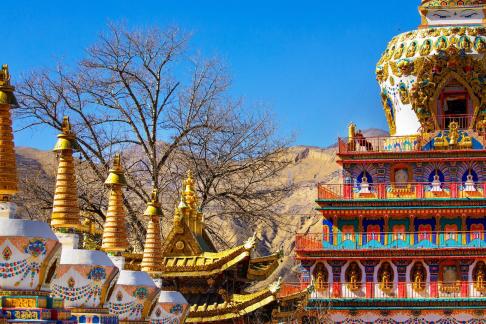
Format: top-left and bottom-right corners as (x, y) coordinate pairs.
(315, 205), (486, 211)
(306, 298), (486, 310)
(316, 198), (486, 203)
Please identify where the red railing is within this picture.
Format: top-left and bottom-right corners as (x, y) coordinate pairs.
(296, 233), (324, 252)
(295, 231), (486, 251)
(278, 282), (309, 298)
(309, 282), (486, 300)
(338, 116), (486, 154)
(437, 114), (472, 130)
(338, 135), (423, 154)
(317, 182), (486, 200)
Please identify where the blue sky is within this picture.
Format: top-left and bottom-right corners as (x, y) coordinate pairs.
(5, 0), (420, 149)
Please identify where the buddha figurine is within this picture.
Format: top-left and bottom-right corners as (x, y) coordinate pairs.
(475, 265), (486, 292)
(406, 42), (417, 58)
(413, 263), (425, 292)
(460, 36), (472, 52)
(465, 170), (476, 192)
(436, 37), (448, 51)
(394, 44), (405, 60)
(448, 122), (459, 146)
(359, 173), (370, 194)
(380, 265), (393, 292)
(348, 264), (360, 291)
(420, 40), (432, 56)
(431, 171), (443, 192)
(475, 38), (486, 54)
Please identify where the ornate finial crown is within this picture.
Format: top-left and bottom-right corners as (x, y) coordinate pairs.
(244, 232), (258, 250)
(104, 153), (127, 186)
(150, 189), (159, 204)
(53, 116), (77, 152)
(144, 188), (162, 217)
(0, 65), (11, 87)
(113, 154), (122, 170)
(61, 116), (72, 135)
(0, 64), (18, 106)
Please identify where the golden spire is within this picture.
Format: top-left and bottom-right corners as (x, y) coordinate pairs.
(141, 189), (163, 273)
(101, 154), (129, 254)
(51, 116), (82, 231)
(180, 170), (204, 236)
(0, 65), (18, 202)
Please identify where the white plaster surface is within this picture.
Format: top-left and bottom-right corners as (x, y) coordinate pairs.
(157, 291), (188, 304)
(60, 248), (115, 266)
(0, 218), (58, 240)
(117, 270), (157, 287)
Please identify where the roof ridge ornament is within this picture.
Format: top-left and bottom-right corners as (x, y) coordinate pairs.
(269, 277), (282, 294)
(244, 232), (257, 250)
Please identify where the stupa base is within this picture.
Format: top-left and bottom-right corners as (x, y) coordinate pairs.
(0, 295), (74, 324)
(69, 308), (118, 324)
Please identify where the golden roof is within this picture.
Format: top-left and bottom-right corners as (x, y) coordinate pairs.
(160, 236), (256, 278)
(186, 278), (281, 323)
(140, 189), (163, 274)
(247, 249), (283, 281)
(161, 171), (216, 257)
(51, 116), (82, 231)
(157, 172), (281, 282)
(101, 154), (129, 254)
(0, 65), (18, 201)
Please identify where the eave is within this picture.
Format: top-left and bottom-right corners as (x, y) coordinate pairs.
(336, 149), (486, 165)
(247, 252), (282, 281)
(296, 247), (486, 260)
(156, 244), (252, 278)
(186, 284), (280, 323)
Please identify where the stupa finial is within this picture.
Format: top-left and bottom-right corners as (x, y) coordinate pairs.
(141, 188), (163, 273)
(101, 153), (129, 254)
(51, 116), (82, 231)
(0, 64), (18, 205)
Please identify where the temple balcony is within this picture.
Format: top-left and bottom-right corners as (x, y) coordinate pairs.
(338, 121), (486, 155)
(317, 181), (486, 201)
(295, 231), (486, 253)
(302, 281), (486, 301)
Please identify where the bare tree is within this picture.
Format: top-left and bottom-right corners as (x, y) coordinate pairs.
(15, 23), (293, 249)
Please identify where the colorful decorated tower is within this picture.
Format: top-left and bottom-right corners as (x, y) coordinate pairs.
(291, 1), (486, 323)
(49, 117), (120, 324)
(100, 157), (160, 324)
(0, 64), (73, 323)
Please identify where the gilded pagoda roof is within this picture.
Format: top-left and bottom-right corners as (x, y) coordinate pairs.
(185, 278), (281, 323)
(160, 236), (256, 278)
(247, 250), (283, 281)
(158, 171), (282, 281)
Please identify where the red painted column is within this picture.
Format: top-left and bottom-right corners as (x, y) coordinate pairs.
(451, 183), (458, 198)
(460, 260), (473, 298)
(416, 183), (423, 199)
(363, 260), (379, 299)
(329, 261), (346, 298)
(394, 261), (410, 298)
(378, 183), (385, 199)
(426, 260), (440, 298)
(332, 282), (341, 298)
(343, 183), (351, 199)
